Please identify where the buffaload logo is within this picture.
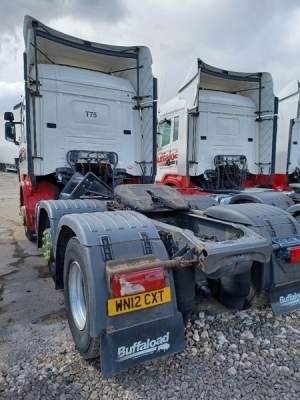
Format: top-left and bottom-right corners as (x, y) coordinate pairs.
(279, 292), (300, 307)
(157, 151), (178, 165)
(117, 332), (170, 362)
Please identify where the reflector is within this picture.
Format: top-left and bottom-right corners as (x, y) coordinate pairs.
(290, 247), (300, 263)
(112, 267), (165, 297)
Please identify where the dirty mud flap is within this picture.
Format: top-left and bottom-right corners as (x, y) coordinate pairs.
(100, 312), (185, 378)
(270, 280), (300, 315)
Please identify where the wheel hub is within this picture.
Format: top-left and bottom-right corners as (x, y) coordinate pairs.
(69, 261), (87, 331)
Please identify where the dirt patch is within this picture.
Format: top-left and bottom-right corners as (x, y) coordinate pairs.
(10, 240), (30, 269)
(0, 270), (18, 284)
(0, 270), (18, 303)
(34, 264), (51, 279)
(40, 307), (67, 325)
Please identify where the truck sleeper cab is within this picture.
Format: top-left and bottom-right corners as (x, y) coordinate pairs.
(156, 59), (300, 214)
(4, 15), (157, 240)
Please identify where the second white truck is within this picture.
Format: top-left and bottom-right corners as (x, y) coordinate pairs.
(156, 58), (297, 210)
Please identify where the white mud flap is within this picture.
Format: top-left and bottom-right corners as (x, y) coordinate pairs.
(100, 312), (185, 378)
(270, 280), (300, 315)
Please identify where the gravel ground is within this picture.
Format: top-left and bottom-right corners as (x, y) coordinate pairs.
(1, 306), (300, 399)
(1, 172), (300, 399)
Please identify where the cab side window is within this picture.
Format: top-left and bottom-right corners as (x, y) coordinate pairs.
(173, 116), (179, 142)
(158, 119), (171, 147)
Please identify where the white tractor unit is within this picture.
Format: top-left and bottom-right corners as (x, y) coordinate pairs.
(4, 17), (300, 378)
(156, 59), (300, 211)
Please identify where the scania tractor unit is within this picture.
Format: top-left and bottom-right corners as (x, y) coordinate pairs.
(5, 16), (300, 378)
(155, 59), (300, 214)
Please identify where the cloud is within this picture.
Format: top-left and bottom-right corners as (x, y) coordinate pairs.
(0, 0), (128, 37)
(0, 0), (129, 80)
(0, 82), (23, 120)
(1, 0), (300, 114)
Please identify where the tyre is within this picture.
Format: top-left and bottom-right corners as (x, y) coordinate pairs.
(63, 238), (100, 359)
(243, 263), (269, 309)
(24, 213), (36, 242)
(42, 227), (55, 280)
(172, 266), (195, 327)
(295, 214), (300, 224)
(219, 272), (250, 311)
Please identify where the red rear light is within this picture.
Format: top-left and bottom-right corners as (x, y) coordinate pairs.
(112, 267), (165, 297)
(290, 247), (300, 263)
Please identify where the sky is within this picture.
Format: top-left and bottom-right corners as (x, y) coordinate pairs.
(1, 0), (300, 135)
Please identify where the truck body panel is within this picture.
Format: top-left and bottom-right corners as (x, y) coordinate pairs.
(189, 90), (259, 176)
(30, 64), (143, 177)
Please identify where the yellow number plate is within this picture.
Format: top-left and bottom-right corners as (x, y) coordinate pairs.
(107, 287), (171, 316)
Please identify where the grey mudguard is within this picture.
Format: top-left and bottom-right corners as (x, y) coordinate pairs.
(286, 203), (300, 218)
(185, 194), (218, 211)
(203, 203), (300, 242)
(36, 198), (108, 248)
(204, 203), (299, 230)
(228, 190), (294, 210)
(55, 210), (185, 378)
(56, 210), (165, 246)
(204, 203), (300, 313)
(114, 184), (189, 211)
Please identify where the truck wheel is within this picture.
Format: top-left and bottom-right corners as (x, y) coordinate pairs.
(244, 287), (268, 309)
(243, 263), (269, 309)
(294, 214), (300, 224)
(42, 228), (55, 280)
(219, 272), (250, 310)
(21, 206), (36, 242)
(24, 216), (36, 242)
(172, 266), (195, 326)
(64, 238), (100, 359)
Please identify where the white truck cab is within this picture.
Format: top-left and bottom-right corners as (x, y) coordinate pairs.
(156, 59), (280, 192)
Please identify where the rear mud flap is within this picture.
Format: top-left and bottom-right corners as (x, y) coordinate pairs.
(270, 280), (300, 315)
(100, 312), (185, 378)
